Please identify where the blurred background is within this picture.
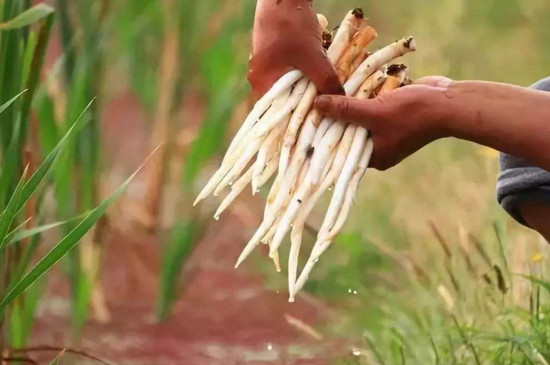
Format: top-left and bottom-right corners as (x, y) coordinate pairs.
(1, 0), (550, 364)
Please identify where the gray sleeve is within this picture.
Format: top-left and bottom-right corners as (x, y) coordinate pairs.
(496, 77), (550, 227)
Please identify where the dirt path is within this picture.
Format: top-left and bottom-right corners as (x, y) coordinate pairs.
(32, 206), (348, 365)
(27, 84), (348, 364)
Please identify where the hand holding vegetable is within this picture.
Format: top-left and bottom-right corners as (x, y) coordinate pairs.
(315, 76), (550, 171)
(248, 0), (344, 98)
(196, 6), (420, 299)
(314, 76), (452, 170)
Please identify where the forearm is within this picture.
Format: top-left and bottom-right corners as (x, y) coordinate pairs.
(441, 81), (550, 171)
(520, 202), (550, 242)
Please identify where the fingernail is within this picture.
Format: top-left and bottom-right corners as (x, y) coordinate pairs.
(314, 95), (331, 110)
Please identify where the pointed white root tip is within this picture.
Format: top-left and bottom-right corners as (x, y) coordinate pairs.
(213, 183), (225, 197)
(193, 195), (203, 207)
(272, 250), (281, 272)
(235, 241), (257, 268)
(295, 261), (314, 295)
(235, 227), (267, 269)
(316, 14), (329, 30)
(214, 199), (229, 220)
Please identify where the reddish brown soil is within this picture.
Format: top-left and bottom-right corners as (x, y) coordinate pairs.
(27, 86), (349, 363)
(32, 209), (348, 365)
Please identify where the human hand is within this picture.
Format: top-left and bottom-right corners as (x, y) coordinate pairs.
(314, 76), (453, 170)
(248, 0), (344, 99)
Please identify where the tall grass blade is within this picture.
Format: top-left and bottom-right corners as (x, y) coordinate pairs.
(521, 275), (550, 294)
(16, 100), (93, 216)
(19, 12), (54, 148)
(0, 4), (54, 30)
(0, 166), (29, 249)
(156, 219), (202, 320)
(6, 216), (81, 246)
(0, 147), (158, 313)
(0, 90), (26, 115)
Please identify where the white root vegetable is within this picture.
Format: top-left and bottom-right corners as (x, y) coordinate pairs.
(287, 135), (349, 301)
(294, 70), (408, 296)
(317, 127), (368, 237)
(236, 36), (415, 268)
(279, 10), (364, 175)
(308, 120), (345, 184)
(224, 71), (301, 160)
(193, 71), (302, 206)
(248, 78), (309, 141)
(327, 9), (364, 63)
(213, 166), (254, 220)
(324, 138), (373, 241)
(344, 36), (415, 95)
(309, 69), (384, 185)
(271, 42), (406, 221)
(312, 117), (332, 147)
(194, 8), (418, 302)
(269, 73), (382, 259)
(251, 92), (294, 192)
(291, 128), (358, 296)
(294, 139), (373, 295)
(257, 155), (279, 190)
(272, 249), (282, 272)
(215, 85), (297, 195)
(209, 18), (366, 207)
(316, 14), (329, 31)
(214, 136), (264, 195)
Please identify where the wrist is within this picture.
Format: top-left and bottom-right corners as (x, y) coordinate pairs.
(421, 79), (458, 140)
(436, 80), (479, 140)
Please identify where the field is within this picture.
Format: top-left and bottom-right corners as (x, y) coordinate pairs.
(0, 0), (549, 364)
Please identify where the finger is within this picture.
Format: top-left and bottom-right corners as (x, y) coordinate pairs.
(297, 47), (345, 96)
(414, 76), (453, 88)
(248, 53), (294, 100)
(314, 95), (382, 123)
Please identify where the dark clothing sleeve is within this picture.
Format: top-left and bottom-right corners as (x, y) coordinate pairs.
(496, 77), (550, 227)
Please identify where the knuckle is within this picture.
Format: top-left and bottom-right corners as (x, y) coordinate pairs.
(337, 100), (351, 118)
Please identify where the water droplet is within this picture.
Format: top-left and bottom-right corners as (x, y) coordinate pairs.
(267, 343), (273, 351)
(352, 348), (361, 356)
(353, 290), (358, 295)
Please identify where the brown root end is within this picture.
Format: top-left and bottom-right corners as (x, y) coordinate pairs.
(387, 64), (408, 76)
(352, 8), (364, 18)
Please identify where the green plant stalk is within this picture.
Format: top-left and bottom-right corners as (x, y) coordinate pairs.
(47, 0), (108, 334)
(156, 0), (253, 320)
(0, 2), (55, 351)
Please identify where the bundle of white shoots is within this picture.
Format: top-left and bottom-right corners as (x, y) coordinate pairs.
(194, 8), (416, 301)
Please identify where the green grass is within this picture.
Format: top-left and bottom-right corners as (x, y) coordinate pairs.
(0, 1), (148, 354)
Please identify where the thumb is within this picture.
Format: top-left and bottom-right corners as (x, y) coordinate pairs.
(414, 76), (453, 88)
(297, 47), (345, 96)
(314, 95), (383, 123)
